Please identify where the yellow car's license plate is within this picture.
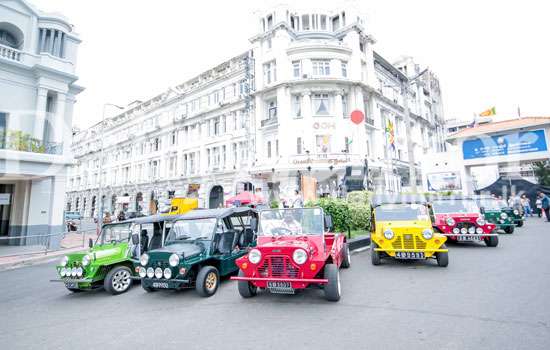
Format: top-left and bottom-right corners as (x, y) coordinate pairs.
(395, 252), (425, 259)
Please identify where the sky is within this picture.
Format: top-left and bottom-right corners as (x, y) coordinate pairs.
(30, 0), (550, 128)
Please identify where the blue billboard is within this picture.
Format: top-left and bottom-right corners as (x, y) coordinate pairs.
(463, 129), (548, 160)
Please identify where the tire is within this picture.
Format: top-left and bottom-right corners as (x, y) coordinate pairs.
(341, 243), (351, 268)
(436, 244), (449, 267)
(504, 226), (515, 234)
(104, 265), (133, 295)
(237, 269), (257, 298)
(485, 235), (499, 247)
(371, 242), (381, 266)
(323, 264), (341, 302)
(196, 266), (220, 297)
(516, 220), (524, 227)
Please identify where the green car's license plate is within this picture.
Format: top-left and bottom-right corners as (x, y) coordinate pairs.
(65, 281), (77, 289)
(152, 282), (169, 289)
(395, 252), (425, 259)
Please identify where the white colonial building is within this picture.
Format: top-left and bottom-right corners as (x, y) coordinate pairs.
(66, 4), (445, 217)
(0, 0), (83, 245)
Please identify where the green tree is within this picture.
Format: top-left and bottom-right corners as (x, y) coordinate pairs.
(533, 161), (550, 186)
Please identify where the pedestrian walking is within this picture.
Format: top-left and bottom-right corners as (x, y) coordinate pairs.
(538, 191), (550, 222)
(520, 195), (531, 217)
(535, 197), (543, 218)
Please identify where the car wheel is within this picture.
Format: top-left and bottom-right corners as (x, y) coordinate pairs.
(196, 266), (219, 297)
(104, 266), (133, 295)
(237, 269), (257, 298)
(504, 226), (514, 234)
(516, 220), (524, 227)
(341, 243), (351, 268)
(323, 264), (341, 302)
(436, 244), (449, 267)
(371, 242), (381, 266)
(485, 235), (499, 247)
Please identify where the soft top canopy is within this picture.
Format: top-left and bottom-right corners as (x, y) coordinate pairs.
(178, 207), (255, 221)
(127, 214), (185, 225)
(371, 194), (428, 207)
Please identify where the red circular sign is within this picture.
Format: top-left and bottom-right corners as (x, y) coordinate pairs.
(350, 110), (364, 125)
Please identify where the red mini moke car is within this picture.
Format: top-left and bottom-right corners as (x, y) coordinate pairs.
(430, 197), (499, 247)
(231, 207), (350, 302)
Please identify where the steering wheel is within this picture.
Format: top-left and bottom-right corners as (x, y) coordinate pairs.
(271, 227), (293, 235)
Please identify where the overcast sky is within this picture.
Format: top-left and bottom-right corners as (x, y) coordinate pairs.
(31, 0), (550, 128)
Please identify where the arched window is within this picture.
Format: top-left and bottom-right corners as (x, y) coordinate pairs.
(0, 29), (17, 48)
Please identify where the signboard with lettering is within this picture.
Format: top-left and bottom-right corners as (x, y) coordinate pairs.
(462, 129), (548, 160)
(427, 172), (462, 191)
(0, 193), (10, 205)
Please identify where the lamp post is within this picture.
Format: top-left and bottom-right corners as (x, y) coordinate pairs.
(97, 103), (124, 232)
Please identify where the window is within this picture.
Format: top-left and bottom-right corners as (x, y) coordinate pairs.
(267, 141), (272, 158)
(266, 37), (272, 49)
(0, 29), (18, 48)
(267, 100), (277, 119)
(332, 16), (340, 31)
(302, 14), (310, 30)
(263, 61), (277, 84)
(312, 93), (331, 115)
(222, 145), (226, 167)
(169, 156), (177, 177)
(276, 140), (279, 157)
(359, 41), (365, 53)
(290, 16), (295, 29)
(344, 137), (351, 153)
(312, 60), (330, 76)
(267, 14), (273, 29)
(232, 143), (238, 165)
(342, 94), (349, 118)
(151, 160), (159, 179)
(291, 95), (301, 117)
(207, 149), (211, 168)
(341, 61), (348, 77)
(320, 15), (327, 30)
(296, 137), (302, 154)
(153, 138), (161, 151)
(214, 118), (220, 136)
(292, 61), (301, 78)
(170, 130), (177, 145)
(316, 135), (331, 153)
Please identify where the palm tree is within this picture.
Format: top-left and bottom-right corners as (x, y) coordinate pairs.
(533, 161), (550, 186)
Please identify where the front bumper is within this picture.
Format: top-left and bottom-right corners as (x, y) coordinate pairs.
(443, 233), (498, 237)
(141, 277), (190, 290)
(50, 277), (94, 289)
(231, 276), (329, 289)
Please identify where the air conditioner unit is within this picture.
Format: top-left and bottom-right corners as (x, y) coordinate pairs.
(302, 74), (309, 79)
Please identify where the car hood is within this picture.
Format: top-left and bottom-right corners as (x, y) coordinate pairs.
(434, 213), (479, 225)
(379, 221), (431, 232)
(149, 243), (204, 260)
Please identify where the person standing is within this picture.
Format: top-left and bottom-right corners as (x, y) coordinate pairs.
(535, 197), (543, 218)
(521, 195), (531, 217)
(539, 192), (550, 222)
(103, 212), (112, 224)
(291, 190), (304, 208)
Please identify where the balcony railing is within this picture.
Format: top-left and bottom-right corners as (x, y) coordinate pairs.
(261, 117), (278, 127)
(0, 131), (63, 155)
(0, 43), (22, 62)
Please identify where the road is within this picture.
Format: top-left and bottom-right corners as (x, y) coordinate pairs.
(1, 219), (549, 350)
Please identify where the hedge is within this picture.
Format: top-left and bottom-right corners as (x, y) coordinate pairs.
(306, 191), (372, 233)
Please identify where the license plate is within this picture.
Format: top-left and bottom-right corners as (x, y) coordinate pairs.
(395, 252), (425, 259)
(457, 236), (481, 241)
(152, 282), (169, 289)
(65, 281), (77, 289)
(267, 281), (292, 289)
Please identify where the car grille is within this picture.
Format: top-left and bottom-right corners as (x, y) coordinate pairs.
(392, 235), (426, 250)
(258, 256), (300, 279)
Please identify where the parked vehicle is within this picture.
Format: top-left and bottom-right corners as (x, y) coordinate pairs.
(52, 215), (180, 294)
(476, 198), (516, 234)
(138, 207), (258, 296)
(430, 197), (498, 247)
(64, 211), (82, 221)
(231, 207), (350, 302)
(159, 197), (198, 216)
(370, 195), (449, 267)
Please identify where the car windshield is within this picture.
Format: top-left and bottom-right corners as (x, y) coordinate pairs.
(259, 208), (324, 236)
(432, 199), (480, 214)
(97, 223), (132, 245)
(165, 218), (217, 243)
(375, 203), (430, 221)
(478, 199), (506, 210)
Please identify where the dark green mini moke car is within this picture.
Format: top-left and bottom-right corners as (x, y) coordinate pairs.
(476, 198), (516, 234)
(138, 207), (258, 297)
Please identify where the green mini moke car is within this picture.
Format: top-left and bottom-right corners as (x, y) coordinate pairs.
(52, 215), (181, 294)
(477, 198), (516, 234)
(138, 207), (258, 297)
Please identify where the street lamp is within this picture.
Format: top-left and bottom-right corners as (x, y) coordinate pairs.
(97, 103), (124, 232)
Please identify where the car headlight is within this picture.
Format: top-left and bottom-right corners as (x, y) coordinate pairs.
(71, 267), (77, 277)
(460, 227), (467, 234)
(81, 255), (91, 267)
(249, 249), (262, 264)
(76, 267), (83, 277)
(60, 256), (68, 267)
(146, 267), (154, 278)
(163, 268), (172, 279)
(140, 254), (149, 267)
(383, 229), (394, 240)
(513, 209), (519, 215)
(139, 267), (147, 278)
(154, 267), (163, 279)
(293, 249), (308, 265)
(500, 212), (508, 219)
(452, 228), (460, 234)
(446, 217), (455, 226)
(169, 254), (180, 267)
(476, 218), (486, 226)
(468, 226), (476, 234)
(476, 227), (483, 234)
(422, 229), (434, 240)
(60, 267), (67, 277)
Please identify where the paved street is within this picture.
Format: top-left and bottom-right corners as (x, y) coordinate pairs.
(1, 219), (549, 350)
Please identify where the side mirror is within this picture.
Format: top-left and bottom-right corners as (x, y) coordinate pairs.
(250, 217), (258, 232)
(88, 238), (94, 248)
(131, 234), (139, 245)
(480, 207), (485, 214)
(324, 215), (334, 231)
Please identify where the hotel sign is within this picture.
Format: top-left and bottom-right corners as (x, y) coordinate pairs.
(462, 129), (548, 160)
(291, 153), (351, 165)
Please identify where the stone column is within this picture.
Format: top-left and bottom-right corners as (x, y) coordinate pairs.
(301, 91), (313, 153)
(33, 87), (48, 141)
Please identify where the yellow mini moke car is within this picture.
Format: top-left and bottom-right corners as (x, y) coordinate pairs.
(370, 195), (449, 267)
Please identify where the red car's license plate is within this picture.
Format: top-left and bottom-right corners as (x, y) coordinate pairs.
(267, 281), (292, 289)
(457, 236), (481, 241)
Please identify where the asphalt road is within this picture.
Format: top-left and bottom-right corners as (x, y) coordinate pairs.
(1, 219), (549, 350)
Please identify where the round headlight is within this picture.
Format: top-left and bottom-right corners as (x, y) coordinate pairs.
(140, 254), (149, 267)
(169, 254), (180, 267)
(60, 267), (67, 277)
(163, 268), (172, 279)
(139, 267), (147, 278)
(513, 209), (519, 215)
(249, 249), (262, 264)
(146, 267), (154, 278)
(71, 267), (77, 277)
(154, 267), (163, 279)
(446, 217), (455, 226)
(383, 229), (394, 240)
(60, 256), (68, 267)
(76, 267), (83, 277)
(500, 212), (508, 219)
(476, 218), (486, 226)
(460, 227), (467, 234)
(452, 228), (460, 234)
(293, 249), (308, 265)
(476, 227), (483, 234)
(468, 226), (476, 234)
(81, 255), (91, 267)
(422, 229), (434, 240)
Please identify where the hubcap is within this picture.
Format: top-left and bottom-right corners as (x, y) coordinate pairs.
(112, 270), (131, 292)
(205, 272), (217, 291)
